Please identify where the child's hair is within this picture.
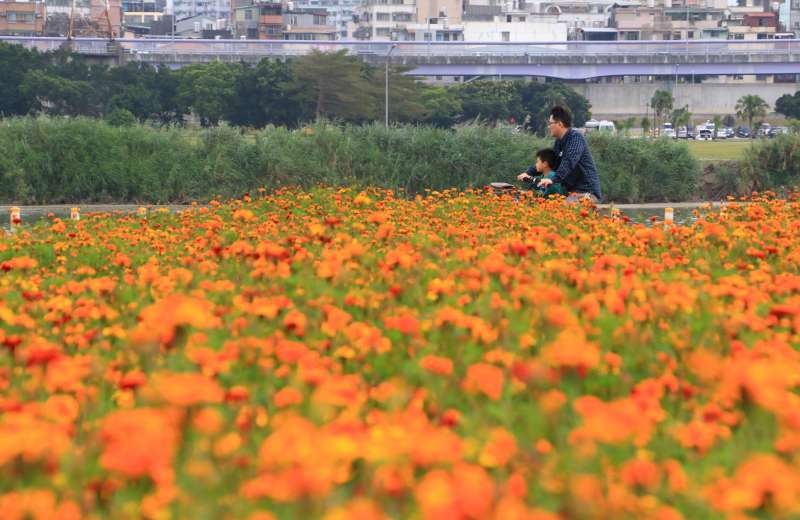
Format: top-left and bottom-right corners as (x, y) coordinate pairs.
(536, 148), (558, 170)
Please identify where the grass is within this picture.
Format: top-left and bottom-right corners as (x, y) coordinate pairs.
(685, 139), (751, 161)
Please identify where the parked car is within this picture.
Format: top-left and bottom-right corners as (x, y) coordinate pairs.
(736, 126), (750, 138)
(662, 123), (676, 138)
(716, 127), (734, 139)
(696, 129), (714, 141)
(677, 126), (688, 139)
(768, 126), (789, 138)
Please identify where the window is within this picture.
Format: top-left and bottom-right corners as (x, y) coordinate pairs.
(377, 12), (390, 20)
(501, 31), (510, 41)
(7, 12), (34, 23)
(245, 9), (253, 20)
(424, 31), (431, 40)
(376, 27), (390, 35)
(687, 31), (694, 38)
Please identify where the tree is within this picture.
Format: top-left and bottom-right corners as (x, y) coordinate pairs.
(641, 116), (651, 137)
(455, 80), (523, 125)
(0, 42), (45, 116)
(775, 91), (800, 120)
(20, 69), (97, 117)
(650, 90), (674, 132)
(517, 82), (591, 136)
(226, 59), (306, 128)
(384, 66), (428, 124)
(177, 62), (239, 127)
(723, 114), (736, 128)
(153, 65), (187, 126)
(670, 105), (691, 130)
(104, 62), (162, 122)
(419, 86), (462, 128)
(291, 50), (374, 122)
(624, 116), (636, 137)
(736, 94), (769, 138)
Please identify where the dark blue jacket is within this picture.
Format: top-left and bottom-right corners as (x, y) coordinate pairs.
(548, 128), (602, 200)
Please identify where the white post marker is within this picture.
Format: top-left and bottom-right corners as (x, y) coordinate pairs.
(70, 207), (80, 221)
(9, 207), (21, 230)
(664, 207), (674, 226)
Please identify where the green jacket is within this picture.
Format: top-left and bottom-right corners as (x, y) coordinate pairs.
(537, 171), (566, 196)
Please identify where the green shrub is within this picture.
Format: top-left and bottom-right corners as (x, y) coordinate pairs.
(0, 117), (703, 204)
(105, 108), (136, 127)
(738, 135), (800, 193)
(588, 134), (699, 203)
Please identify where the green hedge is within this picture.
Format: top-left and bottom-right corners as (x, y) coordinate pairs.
(0, 117), (701, 204)
(736, 135), (800, 194)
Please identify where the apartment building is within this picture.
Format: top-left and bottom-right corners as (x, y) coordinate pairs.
(283, 8), (336, 38)
(0, 0), (45, 35)
(291, 0), (360, 38)
(233, 0), (281, 38)
(352, 0), (417, 40)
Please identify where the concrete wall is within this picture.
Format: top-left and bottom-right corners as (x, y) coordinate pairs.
(570, 81), (799, 117)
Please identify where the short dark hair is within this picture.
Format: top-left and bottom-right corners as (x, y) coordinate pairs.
(536, 148), (558, 170)
(549, 106), (572, 128)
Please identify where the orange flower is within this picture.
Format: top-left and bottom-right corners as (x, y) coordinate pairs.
(130, 294), (221, 347)
(414, 464), (495, 519)
(479, 428), (518, 468)
(706, 454), (800, 514)
(420, 355), (454, 377)
(462, 363), (504, 401)
(539, 329), (600, 373)
(0, 489), (81, 520)
(324, 498), (388, 520)
(99, 407), (180, 483)
(274, 387), (304, 408)
(147, 371), (224, 407)
(570, 395), (659, 446)
(619, 457), (661, 490)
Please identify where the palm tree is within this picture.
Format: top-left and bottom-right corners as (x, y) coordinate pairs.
(735, 95), (769, 138)
(670, 105), (691, 133)
(650, 90), (674, 134)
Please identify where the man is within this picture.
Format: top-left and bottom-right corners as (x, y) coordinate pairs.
(517, 106), (602, 203)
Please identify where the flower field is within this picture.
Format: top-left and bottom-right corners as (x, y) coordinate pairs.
(2, 188), (800, 519)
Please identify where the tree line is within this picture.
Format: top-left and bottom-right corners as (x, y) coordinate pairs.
(0, 42), (591, 133)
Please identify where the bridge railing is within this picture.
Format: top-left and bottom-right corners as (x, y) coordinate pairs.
(0, 36), (796, 57)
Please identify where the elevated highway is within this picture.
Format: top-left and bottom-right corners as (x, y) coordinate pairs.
(2, 36), (800, 79)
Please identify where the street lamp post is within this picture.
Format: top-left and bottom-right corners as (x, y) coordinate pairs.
(385, 43), (397, 128)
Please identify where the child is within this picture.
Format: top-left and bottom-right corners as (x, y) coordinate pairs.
(516, 148), (566, 197)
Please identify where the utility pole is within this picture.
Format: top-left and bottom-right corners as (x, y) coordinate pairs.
(385, 43), (397, 128)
